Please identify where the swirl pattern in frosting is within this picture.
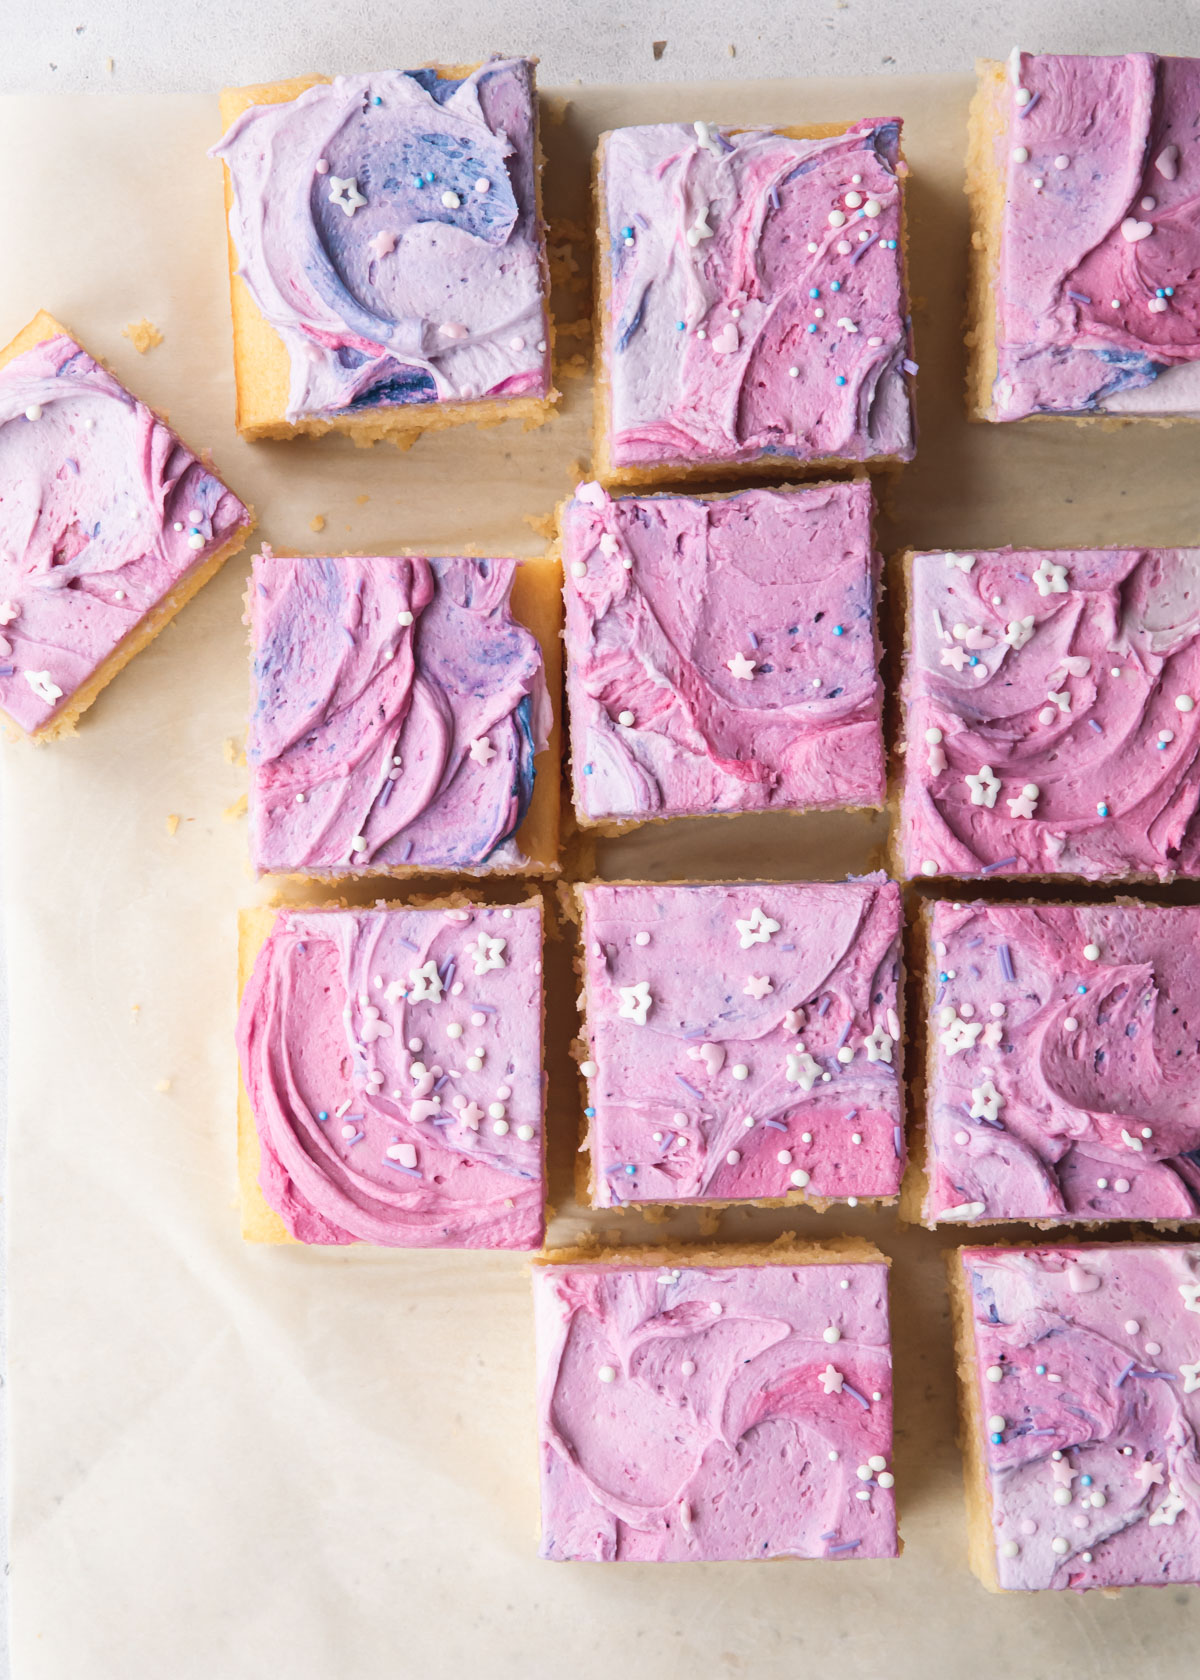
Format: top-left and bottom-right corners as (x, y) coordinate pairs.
(247, 549), (553, 876)
(0, 326), (250, 734)
(212, 61), (550, 423)
(562, 480), (886, 821)
(578, 878), (904, 1208)
(237, 902), (545, 1248)
(534, 1255), (897, 1561)
(924, 900), (1200, 1225)
(984, 53), (1200, 420)
(898, 547), (1200, 881)
(958, 1243), (1200, 1590)
(598, 119), (914, 474)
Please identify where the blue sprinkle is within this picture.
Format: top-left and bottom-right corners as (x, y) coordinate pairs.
(835, 375), (847, 386)
(1089, 719), (1103, 733)
(831, 280), (841, 292)
(969, 654), (979, 666)
(1035, 1364), (1046, 1375)
(886, 238), (897, 249)
(624, 1164), (637, 1175)
(990, 1432), (1003, 1445)
(583, 763), (594, 775)
(584, 1106), (595, 1118)
(676, 320), (686, 330)
(1156, 288), (1166, 299)
(1097, 802), (1109, 817)
(809, 287), (821, 299)
(1166, 286), (1175, 296)
(1081, 1474), (1092, 1487)
(1067, 290), (1092, 304)
(317, 1111), (329, 1122)
(1077, 984), (1087, 995)
(622, 226), (634, 239)
(412, 174), (424, 188)
(833, 624), (845, 636)
(372, 94), (382, 105)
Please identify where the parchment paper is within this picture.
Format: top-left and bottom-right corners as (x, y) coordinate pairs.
(2, 79), (1198, 1680)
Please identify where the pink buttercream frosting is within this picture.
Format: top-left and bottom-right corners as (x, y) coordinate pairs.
(247, 549), (552, 876)
(600, 119), (914, 471)
(579, 878), (904, 1207)
(534, 1257), (897, 1561)
(898, 547), (1200, 881)
(990, 52), (1200, 420)
(562, 481), (885, 821)
(960, 1243), (1200, 1590)
(0, 331), (250, 733)
(925, 900), (1200, 1226)
(212, 61), (550, 423)
(236, 902), (545, 1248)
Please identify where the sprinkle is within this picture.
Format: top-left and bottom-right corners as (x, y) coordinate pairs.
(997, 943), (1015, 982)
(1067, 290), (1092, 305)
(981, 857), (1018, 874)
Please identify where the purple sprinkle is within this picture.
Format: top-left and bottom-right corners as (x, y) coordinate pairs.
(747, 629), (759, 649)
(432, 1116), (455, 1126)
(764, 1119), (788, 1131)
(968, 965), (982, 981)
(819, 1531), (838, 1542)
(396, 935), (419, 952)
(604, 1163), (629, 1176)
(982, 857), (1018, 874)
(675, 1075), (705, 1102)
(1015, 571), (1031, 583)
(840, 1382), (871, 1410)
(345, 1114), (364, 1122)
(0, 665), (14, 677)
(846, 1109), (858, 1121)
(966, 937), (984, 948)
(401, 839), (414, 861)
(382, 1160), (420, 1176)
(836, 1020), (853, 1048)
(902, 358), (919, 375)
(473, 1003), (498, 1016)
(379, 778), (394, 807)
(1132, 1368), (1177, 1381)
(827, 1540), (862, 1554)
(893, 1126), (903, 1156)
(769, 185), (781, 209)
(779, 941), (795, 951)
(344, 1130), (364, 1146)
(1017, 90), (1041, 116)
(634, 212), (650, 230)
(433, 1074), (449, 1092)
(1067, 290), (1093, 305)
(851, 232), (880, 264)
(1114, 1360), (1135, 1387)
(997, 943), (1015, 982)
(1024, 1428), (1058, 1437)
(817, 994), (832, 1017)
(1088, 719), (1103, 733)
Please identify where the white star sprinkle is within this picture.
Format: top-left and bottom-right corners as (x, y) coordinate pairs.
(1181, 1357), (1200, 1394)
(23, 670), (62, 705)
(469, 931), (507, 975)
(1149, 1481), (1186, 1526)
(686, 205), (714, 246)
(1033, 557), (1069, 596)
(818, 1364), (845, 1395)
(863, 1023), (893, 1064)
(328, 175), (367, 216)
(1003, 616), (1035, 650)
(735, 907), (780, 948)
(1047, 689), (1071, 714)
(618, 981), (652, 1025)
(969, 1078), (1003, 1121)
(943, 552), (976, 572)
(1133, 1459), (1164, 1491)
(693, 119), (723, 155)
(786, 1048), (822, 1091)
(940, 1014), (984, 1056)
(1178, 1279), (1200, 1314)
(468, 736), (497, 765)
(743, 975), (773, 1000)
(407, 960), (444, 1003)
(966, 765), (1001, 808)
(0, 600), (19, 625)
(726, 650), (757, 680)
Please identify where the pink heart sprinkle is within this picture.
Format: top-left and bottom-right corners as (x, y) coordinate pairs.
(1120, 218), (1153, 243)
(710, 322), (740, 355)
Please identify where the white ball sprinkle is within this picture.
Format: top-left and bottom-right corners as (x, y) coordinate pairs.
(634, 931), (650, 946)
(1097, 1178), (1109, 1189)
(23, 404), (42, 421)
(868, 1455), (887, 1472)
(788, 365), (800, 378)
(1001, 1540), (1020, 1558)
(1054, 155), (1070, 170)
(985, 1365), (1004, 1383)
(837, 1046), (854, 1064)
(801, 1132), (812, 1144)
(1176, 694), (1195, 712)
(681, 1359), (695, 1376)
(598, 1364), (616, 1383)
(446, 1023), (463, 1040)
(731, 1064), (749, 1081)
(488, 1103), (506, 1120)
(828, 1450), (839, 1461)
(471, 1012), (486, 1027)
(295, 793), (306, 804)
(1083, 943), (1100, 961)
(987, 1415), (1006, 1432)
(617, 709), (635, 727)
(822, 1326), (841, 1344)
(828, 209), (846, 227)
(571, 561), (587, 579)
(516, 1124), (534, 1141)
(1124, 1319), (1140, 1334)
(1064, 1018), (1078, 1033)
(341, 1124), (356, 1139)
(1053, 1488), (1072, 1506)
(1014, 88), (1032, 106)
(441, 190), (461, 207)
(1114, 1177), (1130, 1193)
(709, 1302), (722, 1316)
(580, 1061), (597, 1078)
(924, 727), (943, 744)
(863, 199), (881, 218)
(397, 610), (414, 627)
(492, 1119), (509, 1136)
(921, 860), (939, 877)
(790, 1169), (810, 1188)
(844, 191), (863, 208)
(351, 835), (368, 852)
(1051, 1537), (1070, 1555)
(777, 1149), (792, 1164)
(877, 1471), (895, 1488)
(856, 1464), (873, 1481)
(1011, 146), (1029, 163)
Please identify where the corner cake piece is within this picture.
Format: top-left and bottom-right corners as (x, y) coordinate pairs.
(593, 118), (915, 485)
(561, 480), (886, 824)
(916, 900), (1200, 1227)
(967, 51), (1200, 422)
(949, 1242), (1200, 1591)
(574, 877), (904, 1209)
(246, 548), (561, 878)
(213, 59), (555, 443)
(534, 1239), (898, 1562)
(236, 899), (545, 1248)
(0, 310), (252, 740)
(896, 545), (1200, 882)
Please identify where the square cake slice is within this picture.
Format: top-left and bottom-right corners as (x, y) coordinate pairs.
(246, 548), (561, 878)
(896, 545), (1200, 882)
(534, 1239), (898, 1562)
(916, 900), (1200, 1228)
(562, 480), (886, 824)
(968, 52), (1200, 422)
(593, 119), (914, 485)
(0, 310), (252, 740)
(213, 60), (555, 443)
(236, 898), (546, 1248)
(574, 877), (904, 1209)
(949, 1242), (1200, 1591)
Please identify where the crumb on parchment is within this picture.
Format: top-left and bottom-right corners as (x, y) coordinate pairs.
(223, 793), (248, 823)
(122, 318), (163, 353)
(310, 514), (326, 533)
(165, 813), (180, 836)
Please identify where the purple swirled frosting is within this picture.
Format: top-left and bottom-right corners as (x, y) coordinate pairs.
(247, 549), (552, 876)
(599, 119), (914, 472)
(213, 60), (550, 422)
(960, 1243), (1200, 1590)
(985, 52), (1200, 419)
(925, 900), (1200, 1226)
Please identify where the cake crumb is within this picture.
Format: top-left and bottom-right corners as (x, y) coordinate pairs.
(696, 1208), (722, 1236)
(309, 514), (326, 533)
(559, 353), (589, 380)
(131, 1003), (141, 1022)
(727, 43), (736, 57)
(652, 41), (667, 61)
(104, 55), (114, 75)
(355, 493), (369, 507)
(523, 511), (556, 540)
(223, 793), (248, 823)
(165, 813), (180, 837)
(154, 1077), (172, 1095)
(122, 318), (163, 354)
